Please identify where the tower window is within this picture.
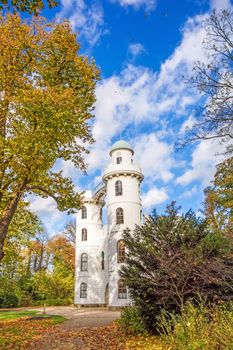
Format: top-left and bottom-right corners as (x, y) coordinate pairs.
(100, 207), (103, 220)
(117, 240), (126, 263)
(80, 282), (87, 298)
(118, 279), (127, 299)
(115, 180), (123, 196)
(81, 206), (87, 219)
(81, 228), (87, 241)
(101, 251), (105, 270)
(81, 253), (88, 271)
(116, 157), (122, 164)
(116, 207), (124, 224)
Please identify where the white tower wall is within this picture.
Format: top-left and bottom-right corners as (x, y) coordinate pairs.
(74, 140), (144, 308)
(103, 145), (143, 307)
(74, 191), (108, 306)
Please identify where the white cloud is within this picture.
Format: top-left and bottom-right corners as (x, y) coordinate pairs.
(84, 12), (208, 175)
(179, 185), (198, 199)
(56, 0), (106, 47)
(176, 139), (225, 186)
(134, 133), (174, 183)
(210, 0), (232, 11)
(179, 115), (196, 135)
(112, 0), (156, 12)
(128, 43), (146, 57)
(142, 188), (169, 210)
(29, 196), (68, 235)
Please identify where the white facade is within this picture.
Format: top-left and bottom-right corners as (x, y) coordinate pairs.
(74, 141), (143, 307)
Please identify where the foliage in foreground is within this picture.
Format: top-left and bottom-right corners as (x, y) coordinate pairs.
(118, 306), (148, 335)
(119, 303), (233, 350)
(159, 302), (233, 350)
(121, 201), (233, 332)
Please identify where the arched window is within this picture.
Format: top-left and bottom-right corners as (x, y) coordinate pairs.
(81, 253), (88, 271)
(115, 180), (123, 196)
(81, 228), (87, 241)
(117, 240), (126, 263)
(118, 279), (127, 299)
(101, 251), (105, 270)
(116, 207), (124, 224)
(81, 206), (87, 219)
(80, 282), (87, 298)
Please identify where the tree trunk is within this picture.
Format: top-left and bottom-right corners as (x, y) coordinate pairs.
(0, 191), (23, 261)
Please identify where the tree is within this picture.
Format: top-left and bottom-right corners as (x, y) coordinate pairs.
(63, 220), (76, 245)
(0, 204), (42, 306)
(120, 202), (233, 333)
(213, 157), (233, 212)
(184, 10), (233, 155)
(0, 14), (99, 261)
(0, 0), (58, 15)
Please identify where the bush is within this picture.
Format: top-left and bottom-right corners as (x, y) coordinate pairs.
(159, 302), (233, 350)
(0, 293), (19, 308)
(118, 305), (148, 335)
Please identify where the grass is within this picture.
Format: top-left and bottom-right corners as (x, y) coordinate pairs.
(0, 311), (66, 350)
(0, 310), (39, 320)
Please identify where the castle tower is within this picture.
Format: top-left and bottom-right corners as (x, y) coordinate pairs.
(103, 140), (143, 307)
(74, 191), (107, 306)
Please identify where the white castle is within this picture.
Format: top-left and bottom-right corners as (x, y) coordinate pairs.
(74, 140), (143, 308)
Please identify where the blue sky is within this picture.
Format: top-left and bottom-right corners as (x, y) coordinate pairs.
(29, 0), (232, 234)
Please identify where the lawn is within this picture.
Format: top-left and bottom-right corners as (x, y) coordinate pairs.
(0, 310), (166, 350)
(0, 310), (39, 321)
(0, 310), (65, 350)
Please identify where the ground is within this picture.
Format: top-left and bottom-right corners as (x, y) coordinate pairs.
(0, 307), (166, 350)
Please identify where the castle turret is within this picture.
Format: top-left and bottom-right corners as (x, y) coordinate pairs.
(103, 140), (143, 307)
(74, 191), (107, 306)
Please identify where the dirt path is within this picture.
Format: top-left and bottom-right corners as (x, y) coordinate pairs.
(21, 307), (123, 349)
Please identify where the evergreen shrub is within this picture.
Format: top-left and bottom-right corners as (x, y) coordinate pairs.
(118, 305), (148, 335)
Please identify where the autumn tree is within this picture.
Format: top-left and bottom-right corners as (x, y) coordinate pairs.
(184, 10), (233, 155)
(63, 220), (76, 245)
(0, 0), (58, 15)
(0, 14), (99, 261)
(120, 202), (233, 333)
(0, 204), (42, 306)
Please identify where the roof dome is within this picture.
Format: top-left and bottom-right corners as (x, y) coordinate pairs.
(110, 140), (134, 155)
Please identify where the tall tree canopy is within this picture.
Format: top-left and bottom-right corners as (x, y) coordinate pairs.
(184, 10), (233, 155)
(0, 14), (99, 261)
(0, 0), (58, 15)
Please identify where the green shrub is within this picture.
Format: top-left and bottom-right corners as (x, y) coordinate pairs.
(0, 293), (19, 308)
(159, 302), (233, 350)
(118, 305), (148, 335)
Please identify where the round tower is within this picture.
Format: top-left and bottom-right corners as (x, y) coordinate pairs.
(103, 140), (143, 307)
(74, 191), (107, 306)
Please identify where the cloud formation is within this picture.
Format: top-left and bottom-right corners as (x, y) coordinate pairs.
(142, 187), (169, 210)
(112, 0), (156, 12)
(56, 0), (106, 47)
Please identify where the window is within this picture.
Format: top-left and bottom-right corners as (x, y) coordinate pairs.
(81, 206), (87, 219)
(101, 251), (105, 270)
(116, 157), (122, 164)
(81, 253), (88, 271)
(81, 228), (87, 241)
(100, 207), (103, 220)
(115, 180), (123, 196)
(80, 282), (87, 298)
(118, 279), (127, 299)
(116, 207), (124, 224)
(117, 240), (126, 263)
